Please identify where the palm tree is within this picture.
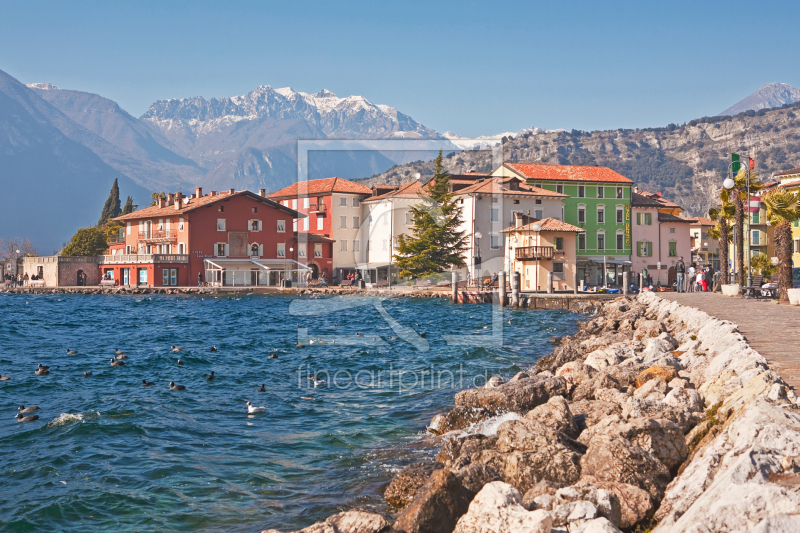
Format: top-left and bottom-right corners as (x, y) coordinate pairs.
(762, 188), (800, 303)
(720, 169), (762, 286)
(707, 203), (735, 284)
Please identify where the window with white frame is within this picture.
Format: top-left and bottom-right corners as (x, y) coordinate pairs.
(293, 218), (298, 231)
(794, 239), (800, 253)
(617, 187), (623, 198)
(340, 196), (347, 207)
(578, 233), (586, 250)
(277, 220), (285, 232)
(597, 231), (605, 250)
(577, 205), (586, 223)
(353, 240), (360, 252)
(217, 219), (226, 231)
(316, 217), (323, 231)
(578, 185), (585, 198)
(405, 211), (413, 225)
(126, 245), (131, 254)
(752, 230), (760, 245)
(298, 246), (307, 258)
(490, 234), (500, 249)
(249, 243), (262, 257)
(314, 244), (322, 257)
(352, 197), (360, 207)
(534, 209), (543, 219)
(597, 205), (605, 223)
(340, 240), (348, 252)
(597, 187), (604, 199)
(340, 215), (347, 229)
(303, 217), (309, 231)
(292, 199), (297, 209)
(553, 262), (564, 279)
(249, 219), (262, 231)
(126, 221), (131, 235)
(303, 198), (309, 208)
(179, 218), (185, 231)
(215, 243), (228, 257)
(277, 243), (286, 257)
(616, 232), (624, 250)
(283, 200), (288, 207)
(157, 218), (164, 231)
(669, 227), (676, 234)
(556, 184), (564, 194)
(616, 207), (624, 223)
(353, 216), (360, 228)
(491, 208), (499, 222)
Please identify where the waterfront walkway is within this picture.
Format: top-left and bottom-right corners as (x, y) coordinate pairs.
(659, 292), (800, 391)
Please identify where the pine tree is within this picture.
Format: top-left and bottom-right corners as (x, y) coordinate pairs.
(121, 196), (136, 215)
(98, 179), (122, 227)
(394, 150), (468, 278)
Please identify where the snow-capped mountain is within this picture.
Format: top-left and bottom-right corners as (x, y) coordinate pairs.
(719, 83), (800, 116)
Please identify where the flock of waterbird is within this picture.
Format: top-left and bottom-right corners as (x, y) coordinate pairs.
(4, 344), (277, 422)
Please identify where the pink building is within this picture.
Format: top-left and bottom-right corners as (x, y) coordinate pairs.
(631, 189), (696, 288)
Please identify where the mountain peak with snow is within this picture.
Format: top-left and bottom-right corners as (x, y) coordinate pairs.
(26, 82), (60, 90)
(719, 83), (800, 116)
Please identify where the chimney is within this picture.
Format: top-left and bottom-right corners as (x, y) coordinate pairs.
(258, 188), (266, 197)
(158, 196), (166, 208)
(228, 188), (235, 195)
(514, 212), (523, 228)
(211, 191), (217, 196)
(174, 192), (183, 210)
(190, 194), (195, 199)
(167, 193), (175, 206)
(196, 187), (203, 198)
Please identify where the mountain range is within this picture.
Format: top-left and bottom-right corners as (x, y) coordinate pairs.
(1, 66), (799, 252)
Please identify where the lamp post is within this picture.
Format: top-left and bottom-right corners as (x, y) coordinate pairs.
(531, 222), (541, 292)
(474, 231), (482, 287)
(723, 157), (753, 288)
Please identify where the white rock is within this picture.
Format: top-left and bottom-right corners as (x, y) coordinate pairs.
(594, 388), (630, 405)
(667, 377), (687, 390)
(453, 481), (554, 533)
(663, 387), (703, 412)
(566, 500), (599, 522)
(570, 517), (623, 533)
(750, 514), (800, 533)
(584, 349), (623, 371)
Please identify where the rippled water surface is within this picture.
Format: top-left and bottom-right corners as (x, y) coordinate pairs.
(0, 293), (584, 532)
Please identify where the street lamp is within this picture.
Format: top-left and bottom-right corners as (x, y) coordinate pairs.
(531, 222), (541, 292)
(724, 157), (753, 288)
(474, 231), (482, 285)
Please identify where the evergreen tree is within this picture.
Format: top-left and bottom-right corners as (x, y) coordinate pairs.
(394, 150), (468, 278)
(98, 179), (122, 227)
(121, 196), (136, 215)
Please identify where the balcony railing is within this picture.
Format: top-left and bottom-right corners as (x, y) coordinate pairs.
(515, 246), (555, 261)
(108, 228), (125, 243)
(138, 230), (177, 241)
(310, 203), (326, 213)
(100, 254), (189, 264)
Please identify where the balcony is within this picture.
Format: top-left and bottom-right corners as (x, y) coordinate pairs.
(310, 203), (326, 214)
(100, 254), (189, 264)
(515, 246), (555, 261)
(138, 230), (177, 243)
(108, 228), (125, 244)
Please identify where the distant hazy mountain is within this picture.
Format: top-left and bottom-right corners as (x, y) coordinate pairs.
(0, 70), (149, 252)
(719, 83), (800, 116)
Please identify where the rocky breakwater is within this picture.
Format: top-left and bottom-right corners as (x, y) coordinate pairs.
(262, 292), (800, 533)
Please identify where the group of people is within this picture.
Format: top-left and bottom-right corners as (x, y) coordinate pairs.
(341, 271), (361, 286)
(675, 257), (715, 292)
(3, 272), (42, 287)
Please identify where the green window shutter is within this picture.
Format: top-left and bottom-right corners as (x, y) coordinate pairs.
(669, 241), (677, 256)
(636, 212), (641, 225)
(647, 242), (653, 256)
(636, 242), (642, 256)
(645, 213), (652, 225)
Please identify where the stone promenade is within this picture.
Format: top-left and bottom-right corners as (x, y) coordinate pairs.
(659, 292), (800, 391)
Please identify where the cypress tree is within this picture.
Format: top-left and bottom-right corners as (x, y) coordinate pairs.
(394, 150), (468, 278)
(98, 179), (122, 226)
(121, 196), (135, 215)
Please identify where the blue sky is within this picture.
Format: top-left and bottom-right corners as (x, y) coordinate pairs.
(1, 0), (798, 136)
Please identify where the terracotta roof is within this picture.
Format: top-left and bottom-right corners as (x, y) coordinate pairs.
(658, 213), (697, 224)
(775, 167), (800, 177)
(503, 163), (633, 184)
(364, 180), (424, 202)
(631, 192), (664, 208)
(502, 217), (585, 233)
(453, 177), (568, 198)
(692, 217), (716, 226)
(636, 189), (681, 208)
(115, 190), (302, 221)
(269, 177), (371, 198)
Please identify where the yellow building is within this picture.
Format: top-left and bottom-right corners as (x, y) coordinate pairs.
(775, 167), (800, 266)
(502, 213), (584, 291)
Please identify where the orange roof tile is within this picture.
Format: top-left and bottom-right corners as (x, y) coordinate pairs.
(364, 180), (425, 201)
(692, 217), (716, 226)
(504, 163), (633, 183)
(114, 190), (302, 221)
(453, 177), (568, 198)
(269, 177), (371, 198)
(502, 217), (585, 233)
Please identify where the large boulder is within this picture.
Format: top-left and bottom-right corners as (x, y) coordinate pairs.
(573, 372), (621, 402)
(536, 344), (584, 373)
(663, 387), (703, 413)
(578, 416), (687, 471)
(633, 320), (667, 341)
(455, 376), (568, 414)
(569, 400), (623, 431)
(262, 509), (392, 533)
(451, 462), (503, 495)
(555, 361), (597, 390)
(525, 395), (580, 439)
(622, 398), (701, 434)
(553, 484), (622, 528)
(452, 481), (553, 533)
(432, 406), (496, 434)
(384, 463), (443, 509)
(635, 366), (679, 388)
(521, 480), (567, 510)
(579, 434), (671, 503)
(393, 469), (472, 533)
(583, 348), (624, 371)
(632, 377), (667, 401)
(437, 435), (498, 464)
(576, 476), (654, 530)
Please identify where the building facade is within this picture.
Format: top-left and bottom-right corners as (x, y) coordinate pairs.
(775, 167), (800, 267)
(493, 163), (633, 287)
(269, 177), (371, 283)
(690, 217), (721, 270)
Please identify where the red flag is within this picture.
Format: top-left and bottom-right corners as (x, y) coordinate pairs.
(749, 157), (755, 170)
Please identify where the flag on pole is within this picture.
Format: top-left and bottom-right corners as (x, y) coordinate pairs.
(748, 196), (760, 214)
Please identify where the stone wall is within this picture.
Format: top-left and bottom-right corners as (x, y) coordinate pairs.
(59, 261), (100, 286)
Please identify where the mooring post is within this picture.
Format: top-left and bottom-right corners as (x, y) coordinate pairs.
(547, 272), (553, 294)
(623, 272), (629, 296)
(452, 271), (459, 304)
(573, 271), (579, 294)
(499, 271), (507, 307)
(511, 271), (520, 308)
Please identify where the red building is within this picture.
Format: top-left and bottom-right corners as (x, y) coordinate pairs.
(269, 177), (371, 282)
(102, 188), (324, 287)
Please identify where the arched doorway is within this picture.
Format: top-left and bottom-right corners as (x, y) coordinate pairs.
(77, 270), (86, 286)
(309, 264), (319, 279)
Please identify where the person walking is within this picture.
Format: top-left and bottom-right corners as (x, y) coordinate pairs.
(687, 263), (696, 292)
(675, 257), (685, 293)
(697, 267), (706, 292)
(197, 272), (203, 287)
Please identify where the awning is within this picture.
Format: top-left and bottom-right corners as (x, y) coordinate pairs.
(204, 259), (311, 271)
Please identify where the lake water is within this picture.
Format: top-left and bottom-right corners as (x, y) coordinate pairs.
(0, 293), (584, 532)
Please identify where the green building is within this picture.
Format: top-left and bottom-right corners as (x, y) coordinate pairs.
(493, 163), (633, 287)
